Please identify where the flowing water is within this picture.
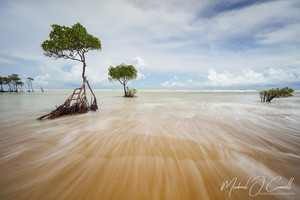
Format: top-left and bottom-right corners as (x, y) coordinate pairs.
(0, 90), (299, 200)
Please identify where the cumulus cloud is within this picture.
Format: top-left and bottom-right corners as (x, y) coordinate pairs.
(137, 72), (146, 80)
(204, 69), (265, 86)
(204, 67), (300, 87)
(161, 77), (201, 87)
(133, 56), (146, 69)
(161, 81), (185, 87)
(34, 74), (50, 87)
(161, 66), (300, 88)
(33, 56), (110, 88)
(130, 56), (148, 80)
(33, 55), (148, 88)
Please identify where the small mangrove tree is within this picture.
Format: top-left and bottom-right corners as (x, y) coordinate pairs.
(38, 22), (101, 120)
(27, 77), (34, 92)
(108, 63), (137, 97)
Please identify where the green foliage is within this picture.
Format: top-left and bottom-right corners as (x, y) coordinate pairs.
(2, 76), (11, 91)
(127, 88), (137, 97)
(9, 74), (20, 81)
(108, 63), (138, 97)
(9, 74), (21, 92)
(0, 74), (28, 92)
(41, 22), (101, 62)
(3, 77), (9, 84)
(259, 87), (294, 102)
(0, 74), (22, 92)
(108, 63), (137, 83)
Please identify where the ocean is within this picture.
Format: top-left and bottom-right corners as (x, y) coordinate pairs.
(0, 90), (299, 199)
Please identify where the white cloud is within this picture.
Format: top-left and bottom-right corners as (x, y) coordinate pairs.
(33, 55), (109, 88)
(204, 67), (300, 87)
(65, 65), (82, 83)
(137, 72), (146, 80)
(34, 74), (50, 87)
(131, 57), (148, 80)
(161, 81), (185, 87)
(34, 54), (148, 88)
(133, 56), (146, 69)
(161, 66), (300, 88)
(161, 77), (201, 88)
(205, 69), (265, 86)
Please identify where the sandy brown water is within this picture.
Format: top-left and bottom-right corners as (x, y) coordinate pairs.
(0, 90), (299, 199)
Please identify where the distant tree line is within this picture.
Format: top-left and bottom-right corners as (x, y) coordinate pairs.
(0, 74), (35, 92)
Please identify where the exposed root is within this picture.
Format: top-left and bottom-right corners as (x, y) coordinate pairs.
(38, 78), (97, 120)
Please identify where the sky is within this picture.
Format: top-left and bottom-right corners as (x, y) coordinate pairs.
(0, 0), (300, 89)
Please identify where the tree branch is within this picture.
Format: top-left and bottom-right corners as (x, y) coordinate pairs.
(118, 79), (123, 85)
(45, 50), (83, 62)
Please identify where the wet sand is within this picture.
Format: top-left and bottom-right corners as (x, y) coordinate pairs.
(0, 90), (299, 199)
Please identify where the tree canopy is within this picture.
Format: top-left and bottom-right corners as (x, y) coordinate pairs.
(9, 74), (22, 92)
(108, 63), (138, 97)
(0, 74), (24, 92)
(259, 87), (294, 102)
(41, 22), (101, 78)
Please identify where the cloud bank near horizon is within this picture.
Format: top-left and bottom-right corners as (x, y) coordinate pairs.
(0, 0), (299, 89)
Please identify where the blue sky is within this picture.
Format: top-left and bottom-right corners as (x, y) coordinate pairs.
(0, 0), (300, 89)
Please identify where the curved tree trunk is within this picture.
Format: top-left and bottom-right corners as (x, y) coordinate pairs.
(123, 83), (128, 97)
(82, 53), (86, 79)
(38, 77), (98, 120)
(38, 52), (98, 120)
(266, 97), (274, 102)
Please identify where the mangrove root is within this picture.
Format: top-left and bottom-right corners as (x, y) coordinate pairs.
(38, 78), (97, 120)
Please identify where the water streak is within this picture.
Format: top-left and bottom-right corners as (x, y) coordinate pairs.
(0, 90), (299, 199)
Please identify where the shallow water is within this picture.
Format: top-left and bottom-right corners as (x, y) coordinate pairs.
(0, 90), (299, 199)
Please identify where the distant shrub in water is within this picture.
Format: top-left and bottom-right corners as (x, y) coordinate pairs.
(108, 63), (137, 97)
(259, 87), (294, 102)
(127, 88), (137, 97)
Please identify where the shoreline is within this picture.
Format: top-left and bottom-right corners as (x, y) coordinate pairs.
(1, 89), (300, 93)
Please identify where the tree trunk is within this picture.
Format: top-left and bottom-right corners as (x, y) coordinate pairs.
(123, 83), (127, 97)
(38, 51), (99, 120)
(14, 84), (18, 92)
(82, 53), (86, 79)
(266, 97), (273, 102)
(31, 83), (34, 92)
(38, 77), (98, 120)
(82, 64), (86, 79)
(38, 56), (98, 120)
